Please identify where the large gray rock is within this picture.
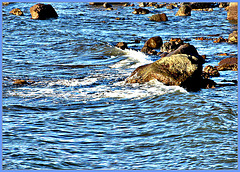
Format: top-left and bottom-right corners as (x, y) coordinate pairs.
(126, 53), (204, 91)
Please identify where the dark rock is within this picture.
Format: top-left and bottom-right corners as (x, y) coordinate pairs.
(143, 36), (163, 49)
(201, 78), (216, 89)
(227, 2), (238, 22)
(161, 38), (184, 53)
(126, 54), (204, 91)
(219, 2), (229, 8)
(176, 5), (191, 16)
(116, 42), (128, 50)
(184, 2), (217, 9)
(141, 47), (157, 55)
(9, 8), (23, 16)
(165, 43), (205, 65)
(30, 3), (58, 20)
(217, 57), (238, 71)
(202, 65), (220, 78)
(149, 13), (168, 22)
(228, 31), (238, 44)
(132, 8), (150, 14)
(213, 36), (228, 43)
(103, 2), (112, 8)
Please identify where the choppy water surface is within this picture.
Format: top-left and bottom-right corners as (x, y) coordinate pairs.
(2, 2), (238, 170)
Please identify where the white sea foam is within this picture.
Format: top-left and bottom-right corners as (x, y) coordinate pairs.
(110, 48), (153, 69)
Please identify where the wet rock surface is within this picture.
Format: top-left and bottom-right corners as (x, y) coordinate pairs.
(30, 3), (58, 20)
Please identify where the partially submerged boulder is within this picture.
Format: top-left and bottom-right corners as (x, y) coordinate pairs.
(228, 31), (238, 44)
(176, 5), (191, 16)
(132, 8), (150, 14)
(116, 42), (128, 50)
(227, 2), (238, 22)
(143, 36), (163, 49)
(141, 36), (163, 54)
(126, 53), (204, 91)
(149, 13), (168, 22)
(161, 38), (184, 53)
(10, 8), (23, 16)
(30, 3), (58, 20)
(202, 65), (220, 78)
(217, 57), (238, 71)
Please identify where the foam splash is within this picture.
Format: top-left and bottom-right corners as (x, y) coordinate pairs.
(110, 48), (153, 69)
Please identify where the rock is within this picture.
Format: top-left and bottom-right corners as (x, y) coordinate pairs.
(201, 78), (216, 89)
(202, 65), (220, 78)
(103, 2), (112, 8)
(217, 57), (238, 71)
(13, 79), (28, 85)
(161, 38), (184, 53)
(213, 36), (228, 43)
(184, 2), (217, 9)
(166, 4), (176, 9)
(143, 36), (163, 49)
(116, 42), (128, 50)
(126, 54), (204, 91)
(105, 8), (114, 11)
(176, 5), (191, 16)
(141, 47), (157, 55)
(149, 13), (168, 22)
(227, 2), (238, 22)
(30, 3), (58, 20)
(9, 8), (23, 16)
(219, 2), (229, 8)
(139, 2), (147, 7)
(132, 8), (150, 14)
(228, 31), (238, 44)
(165, 43), (205, 65)
(195, 37), (213, 41)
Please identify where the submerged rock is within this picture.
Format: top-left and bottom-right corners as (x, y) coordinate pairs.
(228, 31), (238, 44)
(176, 5), (191, 16)
(30, 3), (58, 20)
(132, 8), (150, 14)
(149, 13), (168, 22)
(116, 42), (128, 50)
(126, 54), (204, 91)
(13, 79), (28, 85)
(217, 57), (238, 71)
(202, 65), (220, 78)
(213, 36), (228, 43)
(10, 8), (23, 16)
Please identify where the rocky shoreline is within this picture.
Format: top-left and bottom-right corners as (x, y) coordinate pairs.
(6, 2), (238, 91)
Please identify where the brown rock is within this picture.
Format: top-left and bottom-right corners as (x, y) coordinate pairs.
(203, 65), (220, 78)
(161, 38), (184, 53)
(213, 36), (228, 43)
(143, 36), (163, 49)
(227, 2), (238, 22)
(165, 43), (205, 65)
(217, 57), (238, 71)
(149, 13), (168, 22)
(126, 54), (204, 91)
(132, 8), (150, 14)
(10, 8), (23, 16)
(30, 3), (58, 20)
(228, 31), (238, 44)
(116, 42), (128, 50)
(13, 79), (28, 85)
(176, 5), (191, 16)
